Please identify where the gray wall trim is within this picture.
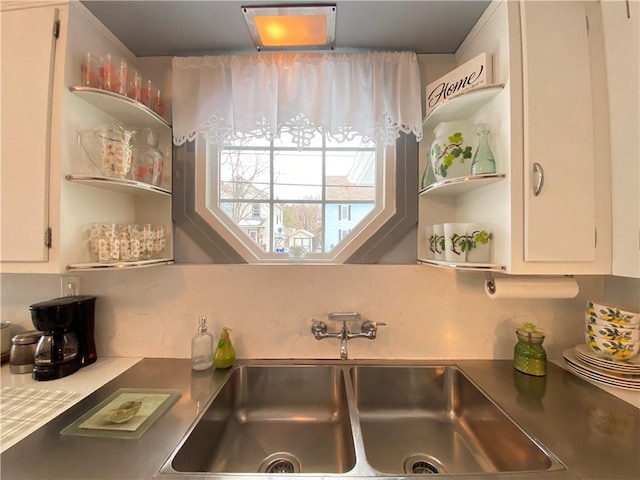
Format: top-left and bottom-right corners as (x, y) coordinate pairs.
(344, 133), (418, 264)
(173, 141), (247, 263)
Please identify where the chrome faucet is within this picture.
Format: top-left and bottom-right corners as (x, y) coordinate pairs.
(311, 312), (386, 360)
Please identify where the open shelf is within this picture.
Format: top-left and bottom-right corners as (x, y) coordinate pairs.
(66, 258), (174, 271)
(419, 173), (506, 198)
(66, 174), (171, 196)
(69, 86), (171, 129)
(418, 258), (506, 271)
(423, 84), (505, 129)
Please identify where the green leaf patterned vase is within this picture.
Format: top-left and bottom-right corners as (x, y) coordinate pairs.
(429, 121), (474, 181)
(513, 331), (547, 376)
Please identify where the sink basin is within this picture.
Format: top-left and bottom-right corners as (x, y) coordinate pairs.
(349, 366), (554, 475)
(160, 362), (564, 479)
(170, 365), (356, 474)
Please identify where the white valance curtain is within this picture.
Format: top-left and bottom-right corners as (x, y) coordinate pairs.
(171, 51), (423, 148)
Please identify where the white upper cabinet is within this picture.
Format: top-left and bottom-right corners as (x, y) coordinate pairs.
(520, 0), (595, 263)
(601, 0), (639, 279)
(0, 6), (58, 263)
(0, 1), (173, 273)
(418, 0), (611, 274)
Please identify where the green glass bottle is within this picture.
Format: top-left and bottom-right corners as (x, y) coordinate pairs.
(421, 155), (437, 189)
(470, 124), (496, 175)
(213, 327), (236, 369)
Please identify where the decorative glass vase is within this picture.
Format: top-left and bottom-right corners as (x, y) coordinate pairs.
(470, 124), (496, 175)
(513, 331), (547, 376)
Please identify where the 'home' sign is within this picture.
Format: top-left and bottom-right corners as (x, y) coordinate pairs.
(425, 53), (492, 117)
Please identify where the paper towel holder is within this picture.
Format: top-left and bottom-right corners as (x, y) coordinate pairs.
(485, 272), (497, 295)
(485, 272), (576, 297)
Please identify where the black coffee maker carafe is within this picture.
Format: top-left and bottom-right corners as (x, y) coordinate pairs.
(29, 295), (97, 381)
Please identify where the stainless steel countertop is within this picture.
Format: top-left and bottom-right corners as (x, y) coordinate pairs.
(0, 358), (638, 480)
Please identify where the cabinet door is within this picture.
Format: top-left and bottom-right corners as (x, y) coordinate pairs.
(601, 0), (639, 278)
(0, 7), (58, 262)
(521, 1), (596, 262)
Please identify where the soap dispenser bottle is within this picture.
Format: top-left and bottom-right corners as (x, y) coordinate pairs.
(213, 327), (235, 369)
(191, 316), (214, 371)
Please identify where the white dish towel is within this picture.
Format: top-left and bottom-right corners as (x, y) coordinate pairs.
(0, 387), (81, 452)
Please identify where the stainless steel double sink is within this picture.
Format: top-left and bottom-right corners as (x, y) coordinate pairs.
(158, 364), (564, 478)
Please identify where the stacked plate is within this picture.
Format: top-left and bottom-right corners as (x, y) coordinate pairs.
(563, 344), (640, 391)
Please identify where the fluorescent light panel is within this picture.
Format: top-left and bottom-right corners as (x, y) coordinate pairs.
(242, 4), (336, 50)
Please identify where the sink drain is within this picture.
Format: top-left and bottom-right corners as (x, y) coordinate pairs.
(403, 453), (445, 475)
(258, 452), (301, 474)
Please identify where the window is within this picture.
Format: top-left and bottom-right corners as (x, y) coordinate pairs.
(174, 132), (417, 263)
(207, 132), (386, 261)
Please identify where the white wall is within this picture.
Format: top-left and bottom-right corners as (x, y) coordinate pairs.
(1, 267), (606, 361)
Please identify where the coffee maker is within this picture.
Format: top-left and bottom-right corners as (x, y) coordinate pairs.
(29, 295), (97, 381)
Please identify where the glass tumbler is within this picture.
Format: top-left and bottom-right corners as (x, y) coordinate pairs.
(139, 224), (154, 260)
(89, 223), (120, 263)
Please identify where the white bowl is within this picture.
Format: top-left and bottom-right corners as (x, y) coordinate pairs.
(585, 333), (639, 361)
(586, 301), (640, 326)
(585, 322), (640, 342)
(585, 313), (640, 331)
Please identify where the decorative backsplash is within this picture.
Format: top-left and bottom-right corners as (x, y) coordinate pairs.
(2, 266), (624, 362)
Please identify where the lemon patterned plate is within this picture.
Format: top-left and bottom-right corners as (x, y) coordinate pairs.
(574, 344), (640, 374)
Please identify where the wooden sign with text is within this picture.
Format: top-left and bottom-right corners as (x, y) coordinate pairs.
(425, 52), (492, 117)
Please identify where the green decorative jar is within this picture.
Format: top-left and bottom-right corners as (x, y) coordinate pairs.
(513, 331), (547, 376)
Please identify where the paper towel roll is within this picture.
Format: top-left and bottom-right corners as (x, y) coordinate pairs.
(485, 277), (579, 299)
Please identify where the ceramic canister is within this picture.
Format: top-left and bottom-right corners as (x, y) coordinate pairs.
(430, 120), (475, 181)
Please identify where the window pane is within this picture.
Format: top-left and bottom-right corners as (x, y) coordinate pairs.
(220, 149), (270, 200)
(326, 150), (376, 202)
(279, 202), (322, 254)
(273, 150), (322, 200)
(220, 201), (271, 251)
(324, 203), (374, 251)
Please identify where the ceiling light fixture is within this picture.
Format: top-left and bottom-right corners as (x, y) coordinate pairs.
(242, 4), (336, 51)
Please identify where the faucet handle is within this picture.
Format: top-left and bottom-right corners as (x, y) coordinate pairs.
(311, 319), (327, 335)
(361, 320), (386, 338)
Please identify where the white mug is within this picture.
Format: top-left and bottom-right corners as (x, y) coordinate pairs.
(433, 224), (445, 261)
(466, 223), (493, 263)
(444, 223), (468, 263)
(424, 225), (435, 260)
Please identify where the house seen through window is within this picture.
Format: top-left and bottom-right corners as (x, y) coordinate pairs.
(211, 133), (380, 260)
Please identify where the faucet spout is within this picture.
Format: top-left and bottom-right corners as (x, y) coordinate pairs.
(339, 322), (349, 360)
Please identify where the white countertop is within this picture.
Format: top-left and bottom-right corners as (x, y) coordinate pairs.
(0, 357), (142, 453)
